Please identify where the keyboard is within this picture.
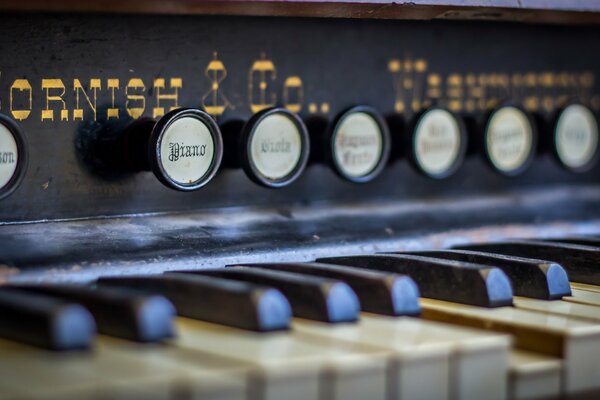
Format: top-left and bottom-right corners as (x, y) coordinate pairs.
(3, 234), (600, 399)
(2, 189), (600, 400)
(1, 1), (600, 399)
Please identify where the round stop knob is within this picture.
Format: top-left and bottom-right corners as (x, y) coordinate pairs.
(148, 108), (223, 191)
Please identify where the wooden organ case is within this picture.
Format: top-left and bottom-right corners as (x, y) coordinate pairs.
(1, 1), (600, 399)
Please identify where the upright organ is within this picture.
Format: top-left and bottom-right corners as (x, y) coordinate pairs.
(1, 1), (600, 399)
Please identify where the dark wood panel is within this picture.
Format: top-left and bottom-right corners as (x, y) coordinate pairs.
(1, 185), (599, 283)
(0, 14), (599, 222)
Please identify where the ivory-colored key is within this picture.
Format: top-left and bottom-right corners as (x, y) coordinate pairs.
(421, 298), (600, 394)
(564, 287), (600, 306)
(98, 337), (251, 399)
(570, 282), (600, 294)
(175, 317), (389, 400)
(0, 382), (16, 400)
(294, 314), (510, 400)
(509, 350), (562, 400)
(0, 337), (246, 400)
(514, 297), (600, 322)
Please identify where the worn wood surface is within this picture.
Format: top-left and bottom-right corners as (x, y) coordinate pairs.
(1, 0), (600, 24)
(0, 14), (599, 222)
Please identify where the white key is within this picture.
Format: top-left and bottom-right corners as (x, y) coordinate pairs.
(421, 298), (600, 394)
(0, 337), (246, 400)
(570, 282), (600, 294)
(565, 287), (600, 306)
(509, 350), (562, 400)
(514, 296), (600, 322)
(98, 337), (249, 399)
(294, 314), (510, 400)
(175, 317), (389, 400)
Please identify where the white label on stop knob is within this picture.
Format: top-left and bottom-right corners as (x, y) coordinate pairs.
(414, 109), (462, 176)
(249, 113), (303, 180)
(0, 123), (19, 190)
(159, 116), (216, 185)
(555, 104), (598, 170)
(333, 112), (384, 178)
(486, 106), (534, 174)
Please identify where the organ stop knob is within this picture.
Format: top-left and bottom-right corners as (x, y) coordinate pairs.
(237, 107), (310, 188)
(120, 108), (223, 191)
(483, 104), (538, 176)
(409, 107), (467, 179)
(0, 114), (27, 199)
(327, 106), (391, 183)
(553, 103), (599, 172)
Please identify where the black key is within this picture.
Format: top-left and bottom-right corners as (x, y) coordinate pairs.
(455, 240), (600, 285)
(242, 262), (420, 316)
(398, 250), (571, 300)
(317, 254), (513, 307)
(0, 288), (95, 350)
(12, 284), (176, 342)
(542, 237), (600, 247)
(173, 267), (360, 323)
(97, 274), (291, 332)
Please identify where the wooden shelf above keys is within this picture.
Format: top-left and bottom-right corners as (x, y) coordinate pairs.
(1, 185), (600, 284)
(1, 0), (600, 25)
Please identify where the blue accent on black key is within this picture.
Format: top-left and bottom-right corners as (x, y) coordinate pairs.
(456, 240), (600, 285)
(174, 266), (361, 323)
(11, 284), (176, 342)
(318, 254), (514, 308)
(0, 288), (96, 350)
(98, 274), (291, 332)
(400, 249), (571, 300)
(239, 262), (420, 316)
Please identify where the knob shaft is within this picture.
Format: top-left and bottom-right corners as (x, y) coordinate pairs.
(113, 108), (223, 191)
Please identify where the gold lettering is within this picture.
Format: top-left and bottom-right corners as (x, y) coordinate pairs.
(126, 78), (145, 119)
(579, 72), (595, 103)
(73, 79), (101, 121)
(411, 59), (427, 111)
(415, 59), (427, 73)
(580, 72), (595, 88)
(153, 78), (182, 118)
(426, 73), (442, 99)
(10, 79), (32, 121)
(203, 53), (232, 116)
(283, 76), (303, 113)
(248, 55), (276, 113)
(523, 96), (539, 112)
(41, 79), (68, 121)
(107, 79), (120, 119)
(389, 57), (428, 112)
(388, 58), (405, 113)
(388, 60), (401, 73)
(464, 73), (482, 111)
(446, 74), (463, 112)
